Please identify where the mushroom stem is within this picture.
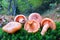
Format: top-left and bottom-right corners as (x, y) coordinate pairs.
(41, 23), (49, 35)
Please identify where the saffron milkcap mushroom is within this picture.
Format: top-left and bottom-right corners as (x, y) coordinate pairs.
(14, 15), (27, 24)
(28, 13), (42, 23)
(41, 18), (56, 36)
(2, 22), (22, 34)
(24, 20), (40, 33)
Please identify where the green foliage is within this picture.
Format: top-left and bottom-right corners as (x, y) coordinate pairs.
(28, 0), (42, 8)
(0, 0), (43, 15)
(2, 0), (9, 9)
(0, 0), (59, 15)
(17, 0), (30, 13)
(56, 0), (60, 4)
(0, 0), (9, 15)
(0, 22), (60, 40)
(0, 9), (7, 15)
(17, 0), (43, 14)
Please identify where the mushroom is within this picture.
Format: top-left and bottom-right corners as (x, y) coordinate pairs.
(28, 13), (42, 24)
(2, 22), (22, 34)
(24, 20), (40, 33)
(41, 18), (56, 36)
(14, 15), (27, 24)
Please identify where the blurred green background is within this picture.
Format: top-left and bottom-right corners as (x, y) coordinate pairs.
(0, 0), (60, 16)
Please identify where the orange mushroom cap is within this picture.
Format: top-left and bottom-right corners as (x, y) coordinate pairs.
(2, 22), (22, 34)
(41, 18), (56, 30)
(28, 13), (42, 23)
(24, 20), (40, 33)
(14, 15), (27, 24)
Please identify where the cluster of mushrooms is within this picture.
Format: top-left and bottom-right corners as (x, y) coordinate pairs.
(2, 13), (56, 36)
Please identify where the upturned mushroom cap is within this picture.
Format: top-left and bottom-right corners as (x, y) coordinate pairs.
(41, 18), (56, 30)
(14, 15), (27, 24)
(24, 20), (40, 33)
(28, 13), (42, 23)
(2, 22), (22, 33)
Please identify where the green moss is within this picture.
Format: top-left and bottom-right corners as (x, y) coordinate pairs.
(0, 22), (60, 40)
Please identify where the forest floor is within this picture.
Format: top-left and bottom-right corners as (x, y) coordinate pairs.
(42, 4), (60, 22)
(0, 4), (60, 23)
